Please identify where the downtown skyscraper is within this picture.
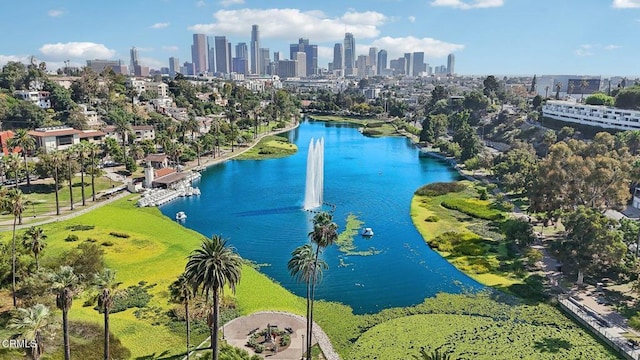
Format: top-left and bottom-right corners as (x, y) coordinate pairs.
(377, 50), (387, 75)
(130, 47), (139, 75)
(343, 33), (355, 76)
(289, 38), (318, 77)
(250, 25), (260, 75)
(191, 34), (207, 75)
(214, 36), (229, 74)
(207, 36), (215, 73)
(447, 53), (455, 75)
(333, 43), (343, 72)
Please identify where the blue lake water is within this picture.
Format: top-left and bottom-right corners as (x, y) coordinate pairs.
(161, 120), (481, 314)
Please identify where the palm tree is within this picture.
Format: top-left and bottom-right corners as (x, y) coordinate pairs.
(72, 142), (90, 206)
(288, 244), (327, 359)
(545, 85), (550, 98)
(413, 348), (453, 360)
(85, 142), (100, 202)
(65, 149), (76, 210)
(555, 82), (562, 100)
(48, 151), (64, 215)
(49, 266), (79, 360)
(184, 236), (242, 360)
(580, 79), (589, 101)
(7, 129), (36, 190)
(3, 188), (26, 307)
(22, 226), (47, 270)
(8, 304), (52, 360)
(93, 268), (121, 360)
(169, 274), (194, 359)
(113, 116), (132, 161)
(4, 153), (22, 188)
(306, 212), (337, 360)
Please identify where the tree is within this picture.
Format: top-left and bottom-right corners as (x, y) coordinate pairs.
(169, 274), (194, 359)
(453, 121), (482, 162)
(579, 79), (590, 101)
(530, 75), (537, 94)
(614, 85), (640, 110)
(93, 268), (122, 360)
(49, 266), (79, 360)
(72, 143), (90, 206)
(22, 227), (46, 270)
(65, 149), (76, 210)
(185, 236), (242, 360)
(419, 114), (448, 143)
(306, 212), (337, 360)
(3, 188), (26, 307)
(7, 129), (36, 189)
(85, 142), (100, 202)
(532, 95), (543, 109)
(492, 143), (538, 193)
(288, 244), (327, 359)
(561, 206), (625, 284)
(585, 93), (614, 106)
(8, 304), (52, 360)
(483, 75), (500, 98)
(555, 82), (562, 100)
(37, 151), (64, 215)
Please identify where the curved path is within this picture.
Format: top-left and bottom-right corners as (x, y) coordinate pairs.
(186, 311), (340, 360)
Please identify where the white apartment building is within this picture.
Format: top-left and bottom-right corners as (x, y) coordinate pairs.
(542, 100), (640, 131)
(13, 90), (51, 109)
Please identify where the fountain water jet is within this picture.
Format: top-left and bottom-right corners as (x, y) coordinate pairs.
(303, 137), (324, 210)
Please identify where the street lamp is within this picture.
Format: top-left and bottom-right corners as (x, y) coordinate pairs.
(301, 334), (305, 359)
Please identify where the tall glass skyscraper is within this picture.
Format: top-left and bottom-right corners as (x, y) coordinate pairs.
(377, 49), (387, 75)
(250, 25), (260, 74)
(333, 43), (343, 72)
(343, 33), (355, 76)
(215, 36), (229, 74)
(191, 34), (207, 75)
(447, 53), (455, 75)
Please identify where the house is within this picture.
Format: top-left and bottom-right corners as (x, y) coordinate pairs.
(0, 131), (20, 155)
(13, 90), (51, 109)
(143, 165), (186, 189)
(28, 127), (106, 153)
(104, 125), (155, 144)
(144, 154), (169, 169)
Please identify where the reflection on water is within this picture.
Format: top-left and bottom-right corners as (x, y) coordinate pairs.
(161, 120), (481, 314)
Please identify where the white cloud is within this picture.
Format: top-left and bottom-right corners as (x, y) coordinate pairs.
(188, 8), (386, 41)
(139, 57), (165, 69)
(0, 55), (30, 67)
(317, 46), (334, 62)
(135, 47), (155, 52)
(604, 44), (621, 50)
(48, 9), (64, 17)
(162, 45), (179, 52)
(39, 42), (116, 60)
(612, 0), (640, 8)
(575, 44), (593, 57)
(150, 22), (170, 29)
(408, 16), (416, 23)
(431, 0), (504, 10)
(196, 0), (206, 7)
(219, 0), (244, 6)
(370, 36), (463, 60)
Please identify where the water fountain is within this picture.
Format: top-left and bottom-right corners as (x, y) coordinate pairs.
(303, 137), (324, 210)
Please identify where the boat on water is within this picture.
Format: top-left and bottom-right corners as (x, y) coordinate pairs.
(361, 227), (374, 237)
(176, 211), (187, 221)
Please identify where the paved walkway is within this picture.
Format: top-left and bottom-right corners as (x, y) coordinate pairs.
(185, 311), (339, 360)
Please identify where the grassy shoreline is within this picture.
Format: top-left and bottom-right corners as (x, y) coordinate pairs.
(235, 134), (298, 160)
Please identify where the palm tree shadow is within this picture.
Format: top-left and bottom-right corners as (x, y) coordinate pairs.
(135, 350), (174, 360)
(533, 337), (572, 353)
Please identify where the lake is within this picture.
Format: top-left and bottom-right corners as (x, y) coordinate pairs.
(161, 120), (481, 314)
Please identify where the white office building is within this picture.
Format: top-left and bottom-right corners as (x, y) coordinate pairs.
(542, 100), (640, 131)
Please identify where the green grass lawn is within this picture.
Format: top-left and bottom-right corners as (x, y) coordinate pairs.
(1, 175), (116, 224)
(410, 181), (523, 289)
(0, 195), (621, 360)
(307, 115), (382, 125)
(235, 135), (298, 160)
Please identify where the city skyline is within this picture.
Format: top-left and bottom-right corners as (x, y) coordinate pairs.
(1, 0), (640, 76)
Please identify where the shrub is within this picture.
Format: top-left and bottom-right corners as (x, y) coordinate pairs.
(486, 183), (497, 191)
(441, 198), (504, 221)
(65, 234), (79, 242)
(109, 231), (130, 238)
(501, 219), (535, 247)
(101, 241), (114, 247)
(525, 248), (543, 266)
(415, 182), (466, 197)
(280, 334), (291, 347)
(85, 238), (97, 243)
(478, 188), (488, 200)
(254, 344), (265, 353)
(630, 315), (640, 331)
(98, 284), (153, 314)
(66, 224), (95, 231)
(455, 241), (485, 256)
(424, 215), (440, 222)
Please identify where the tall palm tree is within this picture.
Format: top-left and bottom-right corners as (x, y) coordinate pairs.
(3, 188), (26, 307)
(22, 226), (47, 270)
(72, 143), (89, 206)
(85, 142), (100, 202)
(4, 152), (22, 188)
(65, 149), (76, 210)
(288, 244), (327, 359)
(8, 304), (52, 360)
(169, 274), (194, 359)
(48, 151), (64, 215)
(306, 212), (337, 360)
(49, 266), (79, 360)
(184, 236), (242, 360)
(580, 79), (590, 101)
(113, 116), (132, 161)
(93, 268), (121, 360)
(555, 82), (562, 100)
(7, 129), (36, 190)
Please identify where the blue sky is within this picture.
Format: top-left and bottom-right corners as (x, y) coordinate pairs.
(1, 0), (640, 76)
